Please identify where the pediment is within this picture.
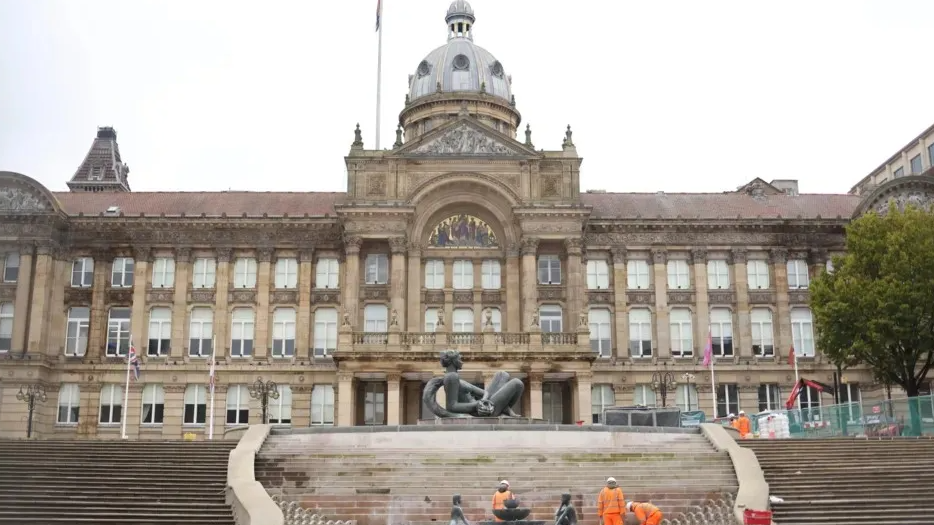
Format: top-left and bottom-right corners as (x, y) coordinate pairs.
(0, 171), (60, 215)
(397, 119), (537, 158)
(735, 178), (783, 198)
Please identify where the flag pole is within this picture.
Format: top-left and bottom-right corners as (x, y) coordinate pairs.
(121, 337), (133, 440)
(375, 0), (384, 150)
(208, 336), (216, 441)
(793, 350), (799, 383)
(709, 356), (717, 418)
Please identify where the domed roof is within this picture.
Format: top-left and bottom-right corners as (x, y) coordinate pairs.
(408, 1), (512, 104)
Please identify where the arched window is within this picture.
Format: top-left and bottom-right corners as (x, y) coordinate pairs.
(230, 309), (255, 357)
(271, 308), (296, 358)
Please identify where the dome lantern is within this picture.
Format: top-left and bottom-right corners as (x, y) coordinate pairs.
(446, 0), (476, 41)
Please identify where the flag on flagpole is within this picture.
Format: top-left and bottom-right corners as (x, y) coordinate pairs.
(789, 345), (799, 382)
(375, 0), (382, 31)
(129, 343), (140, 381)
(208, 353), (216, 390)
(702, 329), (713, 368)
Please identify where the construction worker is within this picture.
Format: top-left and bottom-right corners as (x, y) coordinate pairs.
(597, 477), (626, 525)
(728, 413), (739, 432)
(735, 410), (752, 439)
(492, 480), (515, 522)
(626, 501), (663, 525)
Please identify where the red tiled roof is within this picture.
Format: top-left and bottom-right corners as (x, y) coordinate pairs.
(51, 192), (346, 217)
(581, 192), (861, 219)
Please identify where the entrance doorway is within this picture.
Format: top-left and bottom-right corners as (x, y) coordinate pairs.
(543, 382), (571, 424)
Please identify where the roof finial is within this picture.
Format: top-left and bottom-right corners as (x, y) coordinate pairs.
(393, 123), (404, 149)
(525, 124), (534, 148)
(562, 125), (574, 148)
(352, 124), (363, 147)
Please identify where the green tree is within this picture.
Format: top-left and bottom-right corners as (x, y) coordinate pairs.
(810, 204), (934, 400)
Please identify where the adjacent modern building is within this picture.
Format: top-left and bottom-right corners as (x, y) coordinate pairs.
(2, 1), (933, 439)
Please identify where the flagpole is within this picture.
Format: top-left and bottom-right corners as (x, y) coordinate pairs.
(208, 336), (216, 441)
(709, 356), (717, 418)
(375, 0), (384, 150)
(121, 337), (133, 440)
(793, 350), (799, 383)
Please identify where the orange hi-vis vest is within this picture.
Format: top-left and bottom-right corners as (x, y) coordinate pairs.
(597, 487), (625, 516)
(737, 416), (751, 437)
(492, 490), (515, 522)
(633, 502), (661, 522)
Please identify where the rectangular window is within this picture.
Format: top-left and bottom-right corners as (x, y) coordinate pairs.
(424, 260), (445, 289)
(364, 304), (388, 332)
(192, 258), (216, 289)
(65, 307), (90, 357)
(627, 260), (650, 289)
(707, 259), (730, 289)
(894, 166), (905, 178)
(746, 260), (770, 289)
(71, 257), (94, 287)
(839, 383), (862, 422)
(710, 308), (733, 357)
(751, 308), (774, 357)
(929, 143), (934, 167)
(716, 384), (739, 419)
(424, 308), (441, 332)
(315, 258), (340, 289)
(188, 307), (214, 357)
(147, 307), (172, 356)
(363, 382), (386, 426)
(271, 308), (296, 358)
(230, 308), (255, 357)
(676, 385), (698, 412)
(791, 307), (815, 357)
(269, 385), (292, 425)
(274, 258), (298, 289)
(99, 384), (123, 424)
(538, 255), (561, 285)
(787, 259), (809, 289)
(0, 303), (13, 352)
(628, 308), (652, 357)
(589, 308), (612, 358)
(184, 385), (207, 425)
(481, 260), (501, 289)
(233, 258), (257, 288)
(311, 384), (335, 425)
(364, 254), (389, 284)
(634, 385), (656, 407)
(587, 260), (610, 290)
(799, 385), (822, 414)
(452, 308), (474, 332)
(911, 154), (923, 174)
(452, 260), (473, 290)
(141, 384), (165, 425)
(226, 384), (250, 425)
(667, 260), (690, 289)
(3, 253), (19, 283)
(758, 384), (782, 412)
(669, 308), (693, 356)
(313, 308), (338, 357)
(57, 384), (80, 424)
(106, 307), (132, 357)
(111, 257), (134, 288)
(540, 305), (563, 333)
(591, 384), (614, 424)
(151, 257), (175, 288)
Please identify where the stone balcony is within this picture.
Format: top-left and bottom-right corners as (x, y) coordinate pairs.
(333, 326), (596, 362)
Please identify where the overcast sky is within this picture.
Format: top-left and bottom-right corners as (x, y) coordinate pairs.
(1, 0), (933, 195)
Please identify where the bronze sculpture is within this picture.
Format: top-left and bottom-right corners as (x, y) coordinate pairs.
(422, 350), (525, 418)
(450, 494), (471, 525)
(554, 493), (577, 525)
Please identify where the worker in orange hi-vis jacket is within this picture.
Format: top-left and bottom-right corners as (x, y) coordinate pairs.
(626, 501), (663, 525)
(597, 477), (626, 525)
(491, 480), (515, 522)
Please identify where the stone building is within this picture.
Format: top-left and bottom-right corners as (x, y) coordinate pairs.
(1, 1), (933, 439)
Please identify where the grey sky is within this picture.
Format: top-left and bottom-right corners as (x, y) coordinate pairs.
(1, 0), (932, 195)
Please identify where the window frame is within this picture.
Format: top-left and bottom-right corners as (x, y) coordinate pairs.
(634, 385), (657, 407)
(364, 254), (389, 285)
(65, 306), (90, 357)
(184, 385), (207, 426)
(626, 260), (650, 289)
(230, 308), (255, 358)
(746, 260), (770, 289)
(757, 384), (782, 412)
(628, 308), (653, 357)
(586, 260), (610, 290)
(669, 307), (693, 357)
(452, 308), (474, 333)
(3, 252), (19, 283)
(710, 307), (734, 357)
(452, 260), (474, 290)
(537, 255), (562, 285)
(787, 259), (810, 289)
(147, 307), (172, 357)
(364, 304), (389, 332)
(111, 257), (135, 288)
(590, 384), (614, 424)
(588, 308), (612, 358)
(233, 258), (258, 289)
(98, 384), (124, 425)
(313, 307), (338, 357)
(0, 302), (13, 353)
(791, 307), (815, 357)
(226, 384), (250, 425)
(151, 257), (175, 288)
(274, 257), (298, 289)
(192, 258), (217, 289)
(424, 259), (445, 290)
(188, 307), (214, 357)
(707, 259), (731, 289)
(141, 384), (165, 425)
(271, 308), (296, 358)
(57, 383), (81, 425)
(71, 257), (94, 288)
(268, 385), (293, 426)
(481, 259), (502, 290)
(315, 258), (340, 289)
(666, 259), (691, 290)
(105, 307), (132, 357)
(310, 384), (335, 426)
(539, 304), (563, 333)
(716, 383), (739, 419)
(750, 308), (774, 357)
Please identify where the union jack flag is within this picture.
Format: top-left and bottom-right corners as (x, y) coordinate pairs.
(375, 0), (382, 31)
(129, 344), (140, 381)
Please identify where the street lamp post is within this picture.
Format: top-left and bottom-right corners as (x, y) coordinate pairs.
(16, 384), (47, 439)
(651, 366), (677, 408)
(681, 372), (696, 411)
(249, 377), (280, 424)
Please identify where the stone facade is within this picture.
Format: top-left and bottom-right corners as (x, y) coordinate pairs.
(2, 2), (934, 440)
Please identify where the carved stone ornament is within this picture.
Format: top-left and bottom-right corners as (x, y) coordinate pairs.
(367, 174), (387, 197)
(506, 243), (521, 258)
(363, 286), (389, 301)
(530, 311), (539, 329)
(228, 290), (256, 304)
(189, 289), (216, 303)
(311, 290), (340, 304)
(808, 248), (828, 265)
(299, 249), (315, 263)
(341, 310), (351, 327)
(769, 248), (788, 264)
(133, 246), (151, 263)
(271, 290), (298, 304)
(538, 286), (565, 301)
(484, 308), (493, 327)
(64, 288), (92, 305)
(146, 289), (174, 303)
(423, 290), (445, 304)
(611, 247), (627, 265)
(627, 290), (654, 305)
(563, 237), (584, 255)
(652, 249), (667, 265)
(587, 290), (612, 305)
(0, 286), (16, 301)
(691, 249), (707, 264)
(257, 248), (274, 263)
(481, 291), (502, 304)
(541, 174), (560, 197)
(730, 248), (747, 264)
(875, 190), (934, 215)
(708, 291), (736, 305)
(390, 309), (399, 327)
(0, 187), (47, 212)
(747, 291), (775, 305)
(436, 306), (445, 327)
(343, 236), (363, 254)
(453, 291), (473, 304)
(668, 291), (695, 305)
(175, 248), (192, 263)
(789, 290), (810, 304)
(520, 237), (539, 255)
(578, 313), (587, 328)
(215, 248), (232, 263)
(107, 288), (133, 304)
(388, 236), (407, 254)
(409, 122), (522, 156)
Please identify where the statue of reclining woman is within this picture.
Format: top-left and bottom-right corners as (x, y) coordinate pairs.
(422, 350), (525, 418)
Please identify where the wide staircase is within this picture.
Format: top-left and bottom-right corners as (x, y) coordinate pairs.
(256, 429), (738, 525)
(0, 439), (237, 524)
(741, 438), (934, 525)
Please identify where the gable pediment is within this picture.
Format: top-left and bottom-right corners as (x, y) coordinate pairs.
(398, 119), (537, 158)
(736, 177), (783, 198)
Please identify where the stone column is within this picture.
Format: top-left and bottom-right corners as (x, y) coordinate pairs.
(529, 373), (544, 420)
(505, 243), (521, 332)
(336, 372), (356, 427)
(296, 249), (314, 356)
(170, 248), (191, 359)
(771, 248), (792, 354)
(389, 237), (407, 329)
(342, 237), (362, 327)
(161, 385), (186, 437)
(130, 247), (150, 358)
(808, 248), (828, 281)
(85, 250), (110, 361)
(11, 248), (33, 354)
(575, 371), (593, 425)
(47, 254), (69, 357)
(213, 250), (231, 357)
(291, 386), (311, 428)
(651, 249), (670, 358)
(691, 249), (709, 355)
(406, 244), (422, 332)
(27, 245), (55, 357)
(610, 247), (629, 358)
(520, 237), (539, 330)
(254, 248), (273, 360)
(613, 383), (630, 407)
(732, 248), (751, 358)
(565, 238), (584, 331)
(386, 373), (402, 426)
